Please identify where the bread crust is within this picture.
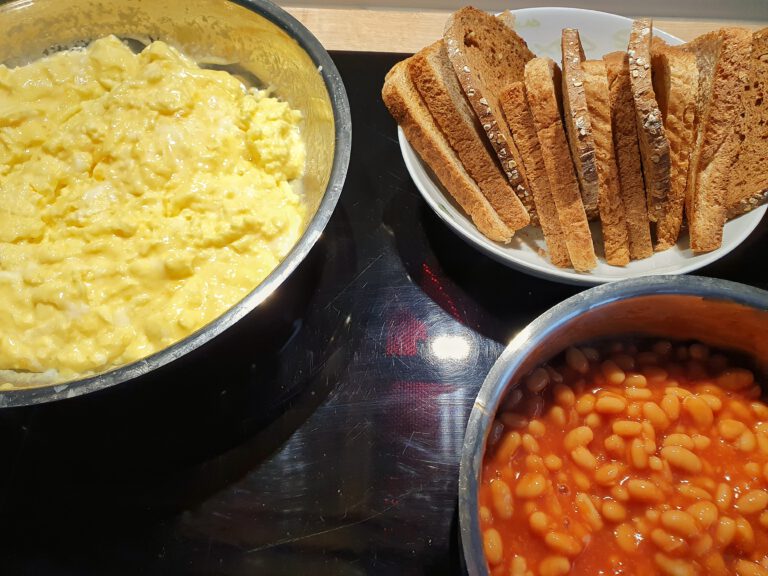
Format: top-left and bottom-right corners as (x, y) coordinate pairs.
(604, 51), (654, 260)
(525, 57), (597, 272)
(499, 82), (571, 267)
(443, 6), (537, 222)
(382, 59), (514, 242)
(628, 19), (671, 224)
(650, 38), (698, 251)
(561, 28), (600, 220)
(582, 59), (630, 266)
(409, 41), (529, 231)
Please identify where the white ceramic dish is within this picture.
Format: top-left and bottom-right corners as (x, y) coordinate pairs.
(398, 7), (766, 286)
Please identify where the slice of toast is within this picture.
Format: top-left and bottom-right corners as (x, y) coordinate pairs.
(650, 38), (698, 251)
(499, 82), (571, 267)
(443, 6), (537, 222)
(581, 59), (631, 266)
(682, 27), (752, 252)
(408, 41), (529, 231)
(382, 59), (514, 242)
(728, 28), (768, 218)
(604, 51), (654, 260)
(561, 28), (600, 220)
(628, 19), (671, 224)
(524, 57), (597, 272)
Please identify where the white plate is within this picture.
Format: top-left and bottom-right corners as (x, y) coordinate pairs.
(399, 7), (766, 285)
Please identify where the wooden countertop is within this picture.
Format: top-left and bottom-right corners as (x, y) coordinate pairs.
(283, 6), (765, 52)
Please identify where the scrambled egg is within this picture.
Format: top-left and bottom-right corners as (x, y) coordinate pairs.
(0, 36), (306, 383)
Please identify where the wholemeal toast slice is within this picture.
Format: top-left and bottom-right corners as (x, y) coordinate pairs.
(628, 19), (671, 224)
(443, 6), (537, 221)
(525, 57), (597, 272)
(728, 28), (768, 218)
(499, 82), (571, 267)
(650, 38), (698, 251)
(561, 28), (600, 220)
(604, 52), (654, 260)
(382, 60), (514, 242)
(408, 41), (529, 232)
(682, 27), (752, 252)
(581, 59), (631, 266)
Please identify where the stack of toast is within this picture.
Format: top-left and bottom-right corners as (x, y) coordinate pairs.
(382, 7), (768, 272)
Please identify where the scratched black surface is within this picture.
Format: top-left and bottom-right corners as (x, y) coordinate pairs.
(1, 52), (768, 576)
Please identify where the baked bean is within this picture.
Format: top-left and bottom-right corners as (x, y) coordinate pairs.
(612, 420), (642, 436)
(601, 360), (626, 385)
(525, 367), (550, 393)
(479, 505), (492, 524)
(490, 479), (514, 519)
(611, 353), (636, 372)
(627, 479), (663, 502)
(615, 523), (639, 552)
(576, 492), (603, 530)
(644, 366), (669, 383)
(715, 483), (733, 511)
(483, 528), (503, 565)
(738, 429), (758, 452)
(521, 433), (540, 454)
(571, 446), (597, 470)
(643, 401), (671, 429)
(595, 395), (627, 414)
(544, 532), (581, 556)
(677, 484), (712, 501)
(691, 533), (713, 556)
(545, 365), (563, 383)
(584, 412), (602, 429)
(630, 438), (648, 469)
(683, 395), (714, 428)
(575, 393), (595, 415)
(566, 347), (589, 374)
(734, 489), (768, 515)
(626, 387), (653, 400)
(663, 433), (695, 450)
(594, 462), (623, 486)
(544, 454), (562, 471)
(651, 528), (688, 554)
(719, 418), (747, 440)
(528, 511), (549, 534)
(734, 517), (755, 552)
(687, 501), (718, 528)
(692, 434), (711, 451)
(553, 383), (576, 408)
(500, 412), (528, 430)
(660, 510), (698, 538)
(602, 500), (626, 522)
(625, 373), (647, 387)
(661, 394), (681, 420)
(563, 426), (593, 451)
(549, 405), (567, 427)
(715, 517), (736, 547)
(603, 434), (625, 456)
(661, 446), (702, 474)
(495, 431), (521, 463)
(539, 555), (571, 576)
(734, 560), (768, 576)
(515, 473), (546, 499)
(654, 553), (696, 576)
(528, 419), (546, 438)
(510, 556), (527, 576)
(717, 368), (755, 391)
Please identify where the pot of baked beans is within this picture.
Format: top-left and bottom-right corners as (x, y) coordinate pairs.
(459, 275), (768, 576)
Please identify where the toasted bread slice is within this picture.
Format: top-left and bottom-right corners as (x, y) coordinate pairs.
(682, 27), (752, 252)
(382, 60), (513, 242)
(581, 59), (631, 266)
(408, 41), (529, 231)
(728, 27), (768, 218)
(499, 82), (571, 267)
(604, 51), (654, 260)
(628, 19), (671, 224)
(650, 38), (698, 251)
(525, 57), (597, 272)
(443, 6), (537, 221)
(561, 28), (600, 220)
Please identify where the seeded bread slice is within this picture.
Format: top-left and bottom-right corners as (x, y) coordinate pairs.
(525, 57), (597, 272)
(650, 38), (698, 251)
(561, 28), (600, 220)
(382, 59), (513, 242)
(728, 28), (768, 218)
(682, 27), (752, 252)
(628, 19), (671, 224)
(409, 41), (529, 231)
(499, 82), (571, 267)
(582, 59), (631, 266)
(604, 51), (654, 260)
(443, 6), (537, 222)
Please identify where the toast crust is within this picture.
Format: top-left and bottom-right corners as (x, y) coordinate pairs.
(525, 57), (597, 272)
(382, 60), (513, 242)
(628, 19), (671, 224)
(500, 82), (571, 267)
(561, 28), (600, 220)
(604, 51), (654, 260)
(443, 6), (537, 222)
(408, 42), (529, 231)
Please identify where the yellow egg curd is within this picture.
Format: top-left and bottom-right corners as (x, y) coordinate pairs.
(0, 36), (306, 382)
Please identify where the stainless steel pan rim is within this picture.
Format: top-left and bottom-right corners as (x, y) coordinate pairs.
(0, 0), (351, 408)
(458, 274), (768, 576)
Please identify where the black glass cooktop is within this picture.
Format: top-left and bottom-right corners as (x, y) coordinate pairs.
(1, 52), (767, 576)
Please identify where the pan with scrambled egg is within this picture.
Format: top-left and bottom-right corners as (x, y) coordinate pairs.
(0, 35), (307, 385)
